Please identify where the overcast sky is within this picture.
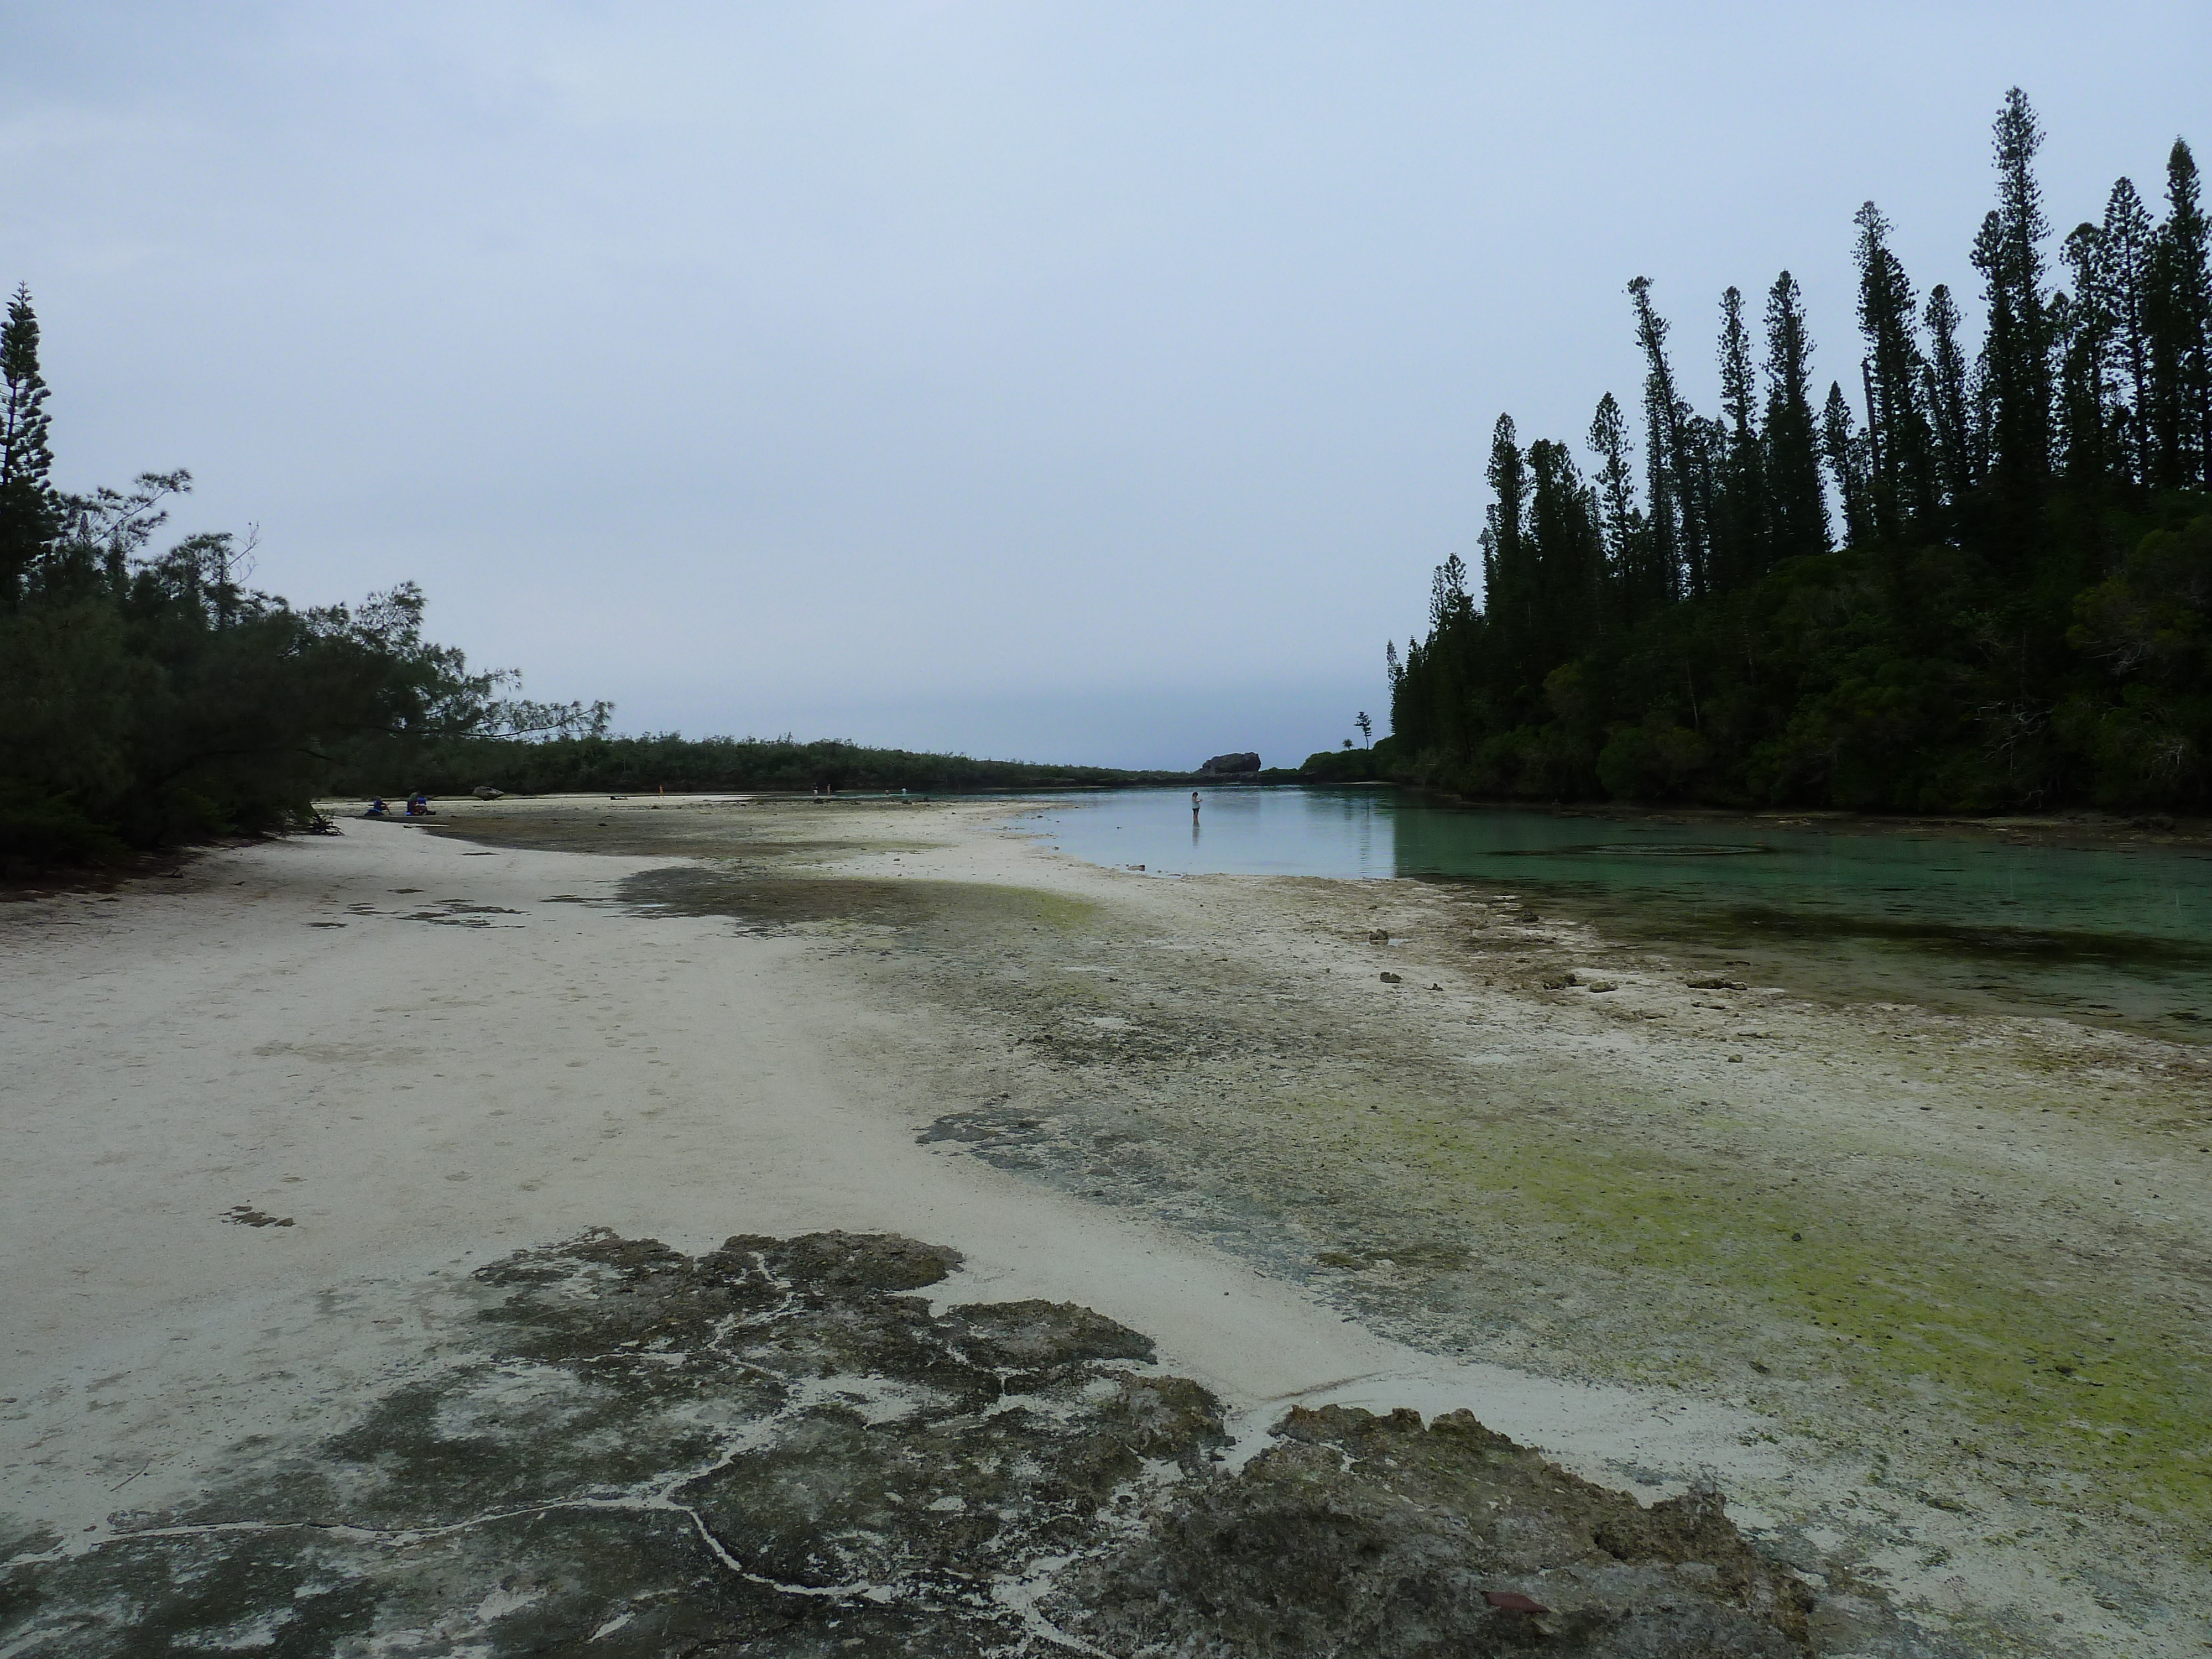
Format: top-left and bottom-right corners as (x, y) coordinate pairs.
(6, 3), (2206, 768)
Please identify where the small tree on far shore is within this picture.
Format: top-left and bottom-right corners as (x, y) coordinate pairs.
(1355, 711), (1373, 746)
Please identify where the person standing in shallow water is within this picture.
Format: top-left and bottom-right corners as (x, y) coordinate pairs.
(1191, 790), (1201, 819)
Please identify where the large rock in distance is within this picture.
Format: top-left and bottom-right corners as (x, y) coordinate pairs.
(1201, 752), (1261, 775)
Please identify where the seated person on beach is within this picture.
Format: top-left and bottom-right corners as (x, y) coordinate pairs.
(406, 794), (434, 816)
(364, 797), (389, 817)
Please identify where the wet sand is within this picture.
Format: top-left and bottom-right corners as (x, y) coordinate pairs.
(3, 795), (2206, 1654)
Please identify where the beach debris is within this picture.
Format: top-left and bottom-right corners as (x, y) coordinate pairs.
(1586, 980), (1618, 992)
(1380, 971), (1402, 983)
(1686, 976), (1747, 990)
(1540, 972), (1578, 990)
(916, 1107), (1051, 1149)
(220, 1205), (293, 1228)
(1367, 928), (1391, 942)
(401, 901), (521, 927)
(1484, 1590), (1551, 1613)
(472, 784), (504, 799)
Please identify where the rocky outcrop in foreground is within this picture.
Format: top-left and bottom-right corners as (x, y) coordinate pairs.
(1, 1230), (1844, 1656)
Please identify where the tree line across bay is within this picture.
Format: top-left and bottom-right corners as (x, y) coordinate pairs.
(1384, 90), (2211, 812)
(352, 732), (1203, 799)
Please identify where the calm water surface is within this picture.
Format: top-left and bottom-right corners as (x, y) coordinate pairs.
(1010, 786), (2211, 1037)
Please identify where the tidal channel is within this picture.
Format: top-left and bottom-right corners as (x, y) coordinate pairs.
(1014, 785), (2212, 1038)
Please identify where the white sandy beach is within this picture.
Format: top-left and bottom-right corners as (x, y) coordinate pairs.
(4, 816), (1759, 1534)
(5, 799), (2208, 1655)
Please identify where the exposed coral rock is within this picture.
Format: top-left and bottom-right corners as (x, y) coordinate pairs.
(1059, 1403), (1814, 1657)
(1, 1231), (1832, 1657)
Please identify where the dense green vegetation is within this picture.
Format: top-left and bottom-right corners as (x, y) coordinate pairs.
(345, 731), (1194, 797)
(1296, 743), (1391, 782)
(1387, 91), (2212, 812)
(0, 288), (606, 870)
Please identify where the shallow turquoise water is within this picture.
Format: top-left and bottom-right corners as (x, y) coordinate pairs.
(1011, 786), (2211, 1036)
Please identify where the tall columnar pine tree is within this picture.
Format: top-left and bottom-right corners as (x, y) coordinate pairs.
(1418, 550), (1476, 757)
(1820, 382), (1873, 547)
(1482, 414), (1538, 705)
(1710, 285), (1767, 588)
(1853, 204), (1938, 536)
(1921, 284), (1976, 506)
(0, 286), (51, 487)
(1, 284), (58, 607)
(1762, 272), (1829, 559)
(1673, 411), (1718, 602)
(2145, 138), (2211, 489)
(1627, 278), (1688, 600)
(1526, 439), (1606, 668)
(2099, 178), (2157, 479)
(1430, 551), (1473, 632)
(1636, 279), (1717, 602)
(2179, 140), (2212, 483)
(2058, 220), (2123, 485)
(1586, 392), (1654, 617)
(1973, 89), (2056, 528)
